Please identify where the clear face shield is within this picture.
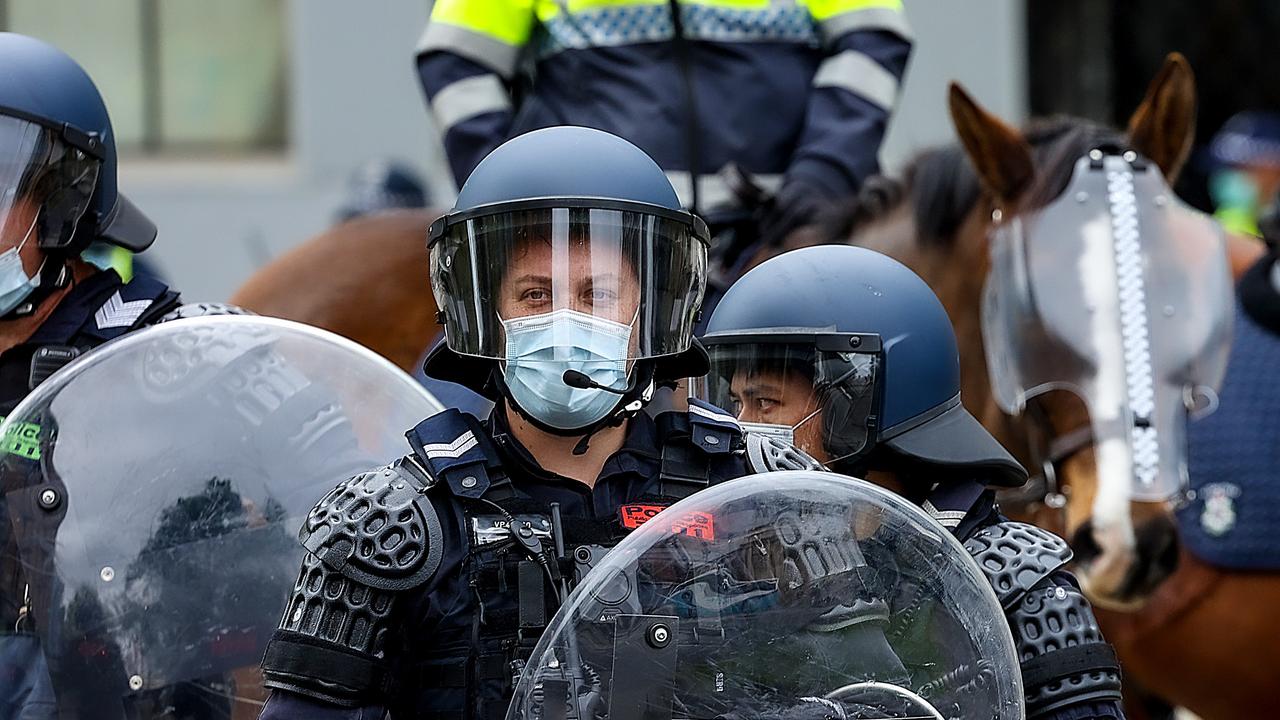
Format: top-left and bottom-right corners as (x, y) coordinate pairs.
(982, 153), (1233, 501)
(0, 113), (99, 251)
(693, 333), (882, 465)
(430, 202), (708, 429)
(430, 203), (708, 360)
(507, 471), (1024, 720)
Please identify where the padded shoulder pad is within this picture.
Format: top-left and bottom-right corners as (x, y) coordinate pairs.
(745, 432), (824, 473)
(299, 457), (444, 591)
(963, 521), (1073, 610)
(159, 302), (255, 322)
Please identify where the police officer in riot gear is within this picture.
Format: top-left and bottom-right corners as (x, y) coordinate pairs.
(258, 127), (818, 720)
(695, 245), (1127, 719)
(0, 33), (181, 415)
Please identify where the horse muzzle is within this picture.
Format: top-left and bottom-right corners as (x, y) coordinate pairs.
(1070, 513), (1180, 610)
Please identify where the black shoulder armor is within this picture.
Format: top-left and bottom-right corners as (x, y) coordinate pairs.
(962, 521), (1072, 609)
(965, 521), (1123, 715)
(262, 457), (445, 706)
(745, 432), (825, 473)
(299, 457), (444, 591)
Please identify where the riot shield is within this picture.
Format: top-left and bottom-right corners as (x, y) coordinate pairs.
(509, 471), (1023, 720)
(0, 315), (444, 719)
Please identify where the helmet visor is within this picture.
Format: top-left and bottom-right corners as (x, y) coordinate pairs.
(431, 206), (706, 360)
(0, 114), (99, 249)
(694, 335), (881, 462)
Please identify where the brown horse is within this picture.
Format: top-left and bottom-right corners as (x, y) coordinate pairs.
(229, 208), (444, 372)
(841, 56), (1279, 719)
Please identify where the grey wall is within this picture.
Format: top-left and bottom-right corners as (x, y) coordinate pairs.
(122, 0), (453, 302)
(881, 0), (1026, 170)
(122, 0), (1026, 302)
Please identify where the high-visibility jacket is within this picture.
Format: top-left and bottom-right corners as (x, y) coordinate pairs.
(416, 0), (912, 211)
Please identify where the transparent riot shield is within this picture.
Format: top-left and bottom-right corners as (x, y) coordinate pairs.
(0, 315), (444, 719)
(508, 471), (1023, 720)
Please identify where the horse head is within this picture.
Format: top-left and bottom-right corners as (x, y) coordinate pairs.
(849, 54), (1234, 610)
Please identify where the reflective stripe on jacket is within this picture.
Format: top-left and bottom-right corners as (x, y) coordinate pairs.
(417, 0), (912, 209)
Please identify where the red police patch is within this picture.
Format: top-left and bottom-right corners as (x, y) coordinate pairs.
(620, 503), (667, 529)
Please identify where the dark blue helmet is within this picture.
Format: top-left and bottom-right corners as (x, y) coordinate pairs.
(698, 245), (1025, 486)
(336, 159), (428, 222)
(0, 33), (154, 252)
(425, 127), (710, 432)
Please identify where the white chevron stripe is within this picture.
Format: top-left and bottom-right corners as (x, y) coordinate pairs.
(421, 432), (479, 459)
(94, 292), (153, 329)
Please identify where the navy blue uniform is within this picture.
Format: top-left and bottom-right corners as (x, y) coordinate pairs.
(260, 401), (785, 720)
(0, 269), (179, 417)
(416, 0), (912, 211)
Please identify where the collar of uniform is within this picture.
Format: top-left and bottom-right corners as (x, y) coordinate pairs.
(25, 269), (124, 346)
(921, 478), (989, 534)
(485, 405), (662, 487)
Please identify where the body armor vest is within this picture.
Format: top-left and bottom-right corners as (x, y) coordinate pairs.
(393, 403), (752, 720)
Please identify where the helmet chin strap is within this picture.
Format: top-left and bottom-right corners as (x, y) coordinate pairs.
(3, 257), (71, 320)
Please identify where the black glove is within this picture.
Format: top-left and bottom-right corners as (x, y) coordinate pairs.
(758, 181), (833, 247)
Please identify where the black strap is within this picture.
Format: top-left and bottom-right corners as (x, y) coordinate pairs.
(1020, 642), (1119, 691)
(517, 560), (547, 632)
(262, 630), (387, 699)
(656, 413), (711, 498)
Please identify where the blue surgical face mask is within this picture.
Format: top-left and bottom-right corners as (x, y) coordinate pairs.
(0, 213), (42, 316)
(501, 308), (632, 431)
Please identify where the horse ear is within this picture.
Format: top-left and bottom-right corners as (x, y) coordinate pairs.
(1126, 52), (1197, 182)
(948, 82), (1035, 208)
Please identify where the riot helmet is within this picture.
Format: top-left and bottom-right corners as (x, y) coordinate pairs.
(0, 33), (155, 255)
(427, 126), (710, 434)
(695, 245), (1025, 486)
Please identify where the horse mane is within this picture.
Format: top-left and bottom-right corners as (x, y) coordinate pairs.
(826, 115), (1127, 249)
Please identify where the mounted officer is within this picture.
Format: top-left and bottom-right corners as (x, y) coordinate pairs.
(416, 0), (913, 301)
(0, 33), (182, 415)
(258, 126), (818, 720)
(695, 245), (1128, 719)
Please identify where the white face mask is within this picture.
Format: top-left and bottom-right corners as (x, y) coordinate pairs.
(739, 407), (821, 447)
(500, 308), (633, 430)
(0, 213), (42, 316)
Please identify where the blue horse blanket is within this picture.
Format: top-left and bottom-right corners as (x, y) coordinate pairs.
(1180, 291), (1280, 570)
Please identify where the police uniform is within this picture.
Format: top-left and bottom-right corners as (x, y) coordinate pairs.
(260, 401), (815, 719)
(417, 0), (912, 216)
(0, 269), (179, 417)
(260, 127), (824, 719)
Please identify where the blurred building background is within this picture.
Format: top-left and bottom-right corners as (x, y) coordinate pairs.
(3, 0), (1265, 300)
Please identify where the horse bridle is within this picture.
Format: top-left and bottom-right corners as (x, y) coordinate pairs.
(999, 400), (1095, 521)
(1007, 398), (1199, 519)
